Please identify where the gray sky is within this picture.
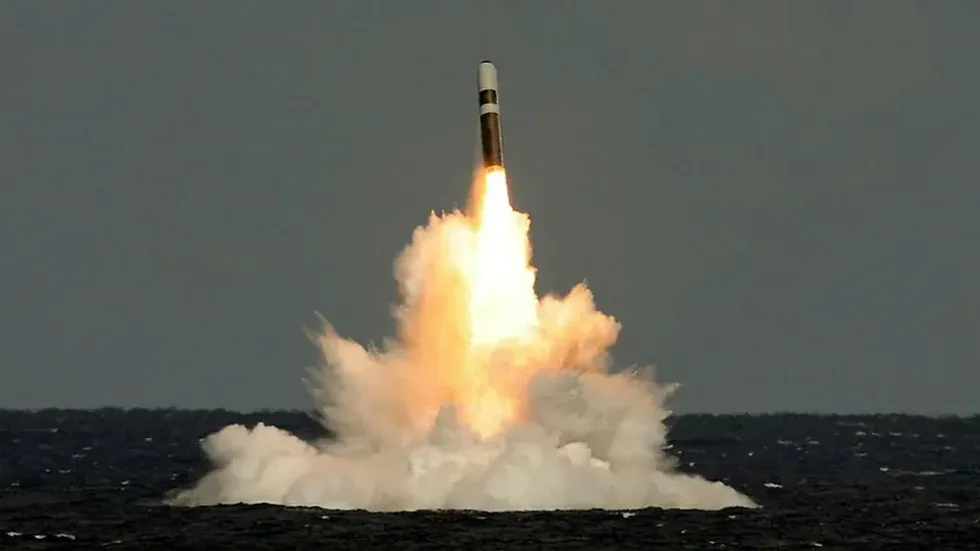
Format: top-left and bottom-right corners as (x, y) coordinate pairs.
(1, 2), (977, 413)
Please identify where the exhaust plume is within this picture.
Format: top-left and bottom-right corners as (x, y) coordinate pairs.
(168, 169), (756, 511)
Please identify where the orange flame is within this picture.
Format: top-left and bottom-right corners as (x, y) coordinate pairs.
(454, 167), (539, 438)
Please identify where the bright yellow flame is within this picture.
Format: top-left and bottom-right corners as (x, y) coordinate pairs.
(456, 167), (540, 438)
(469, 169), (539, 345)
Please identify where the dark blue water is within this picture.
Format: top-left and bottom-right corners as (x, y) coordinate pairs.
(2, 409), (978, 549)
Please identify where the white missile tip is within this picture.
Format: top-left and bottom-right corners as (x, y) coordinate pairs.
(478, 61), (498, 91)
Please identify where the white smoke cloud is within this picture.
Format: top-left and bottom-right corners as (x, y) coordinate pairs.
(168, 209), (756, 511)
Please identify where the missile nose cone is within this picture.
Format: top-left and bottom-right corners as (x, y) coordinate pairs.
(478, 61), (498, 91)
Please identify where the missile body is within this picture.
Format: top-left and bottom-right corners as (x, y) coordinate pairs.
(478, 61), (504, 170)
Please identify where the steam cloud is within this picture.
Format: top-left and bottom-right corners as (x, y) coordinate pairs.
(168, 209), (756, 511)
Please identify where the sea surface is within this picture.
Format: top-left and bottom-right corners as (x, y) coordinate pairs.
(1, 410), (977, 550)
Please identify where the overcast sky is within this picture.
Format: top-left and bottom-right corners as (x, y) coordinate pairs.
(1, 2), (977, 413)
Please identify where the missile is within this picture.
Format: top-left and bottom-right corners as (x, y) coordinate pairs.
(477, 61), (504, 171)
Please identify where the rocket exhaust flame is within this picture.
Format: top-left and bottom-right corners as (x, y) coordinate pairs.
(459, 167), (538, 437)
(166, 62), (757, 512)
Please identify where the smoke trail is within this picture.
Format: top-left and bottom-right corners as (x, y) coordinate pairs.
(168, 179), (756, 511)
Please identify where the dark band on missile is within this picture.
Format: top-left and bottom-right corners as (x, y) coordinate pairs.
(478, 89), (498, 105)
(479, 112), (503, 167)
